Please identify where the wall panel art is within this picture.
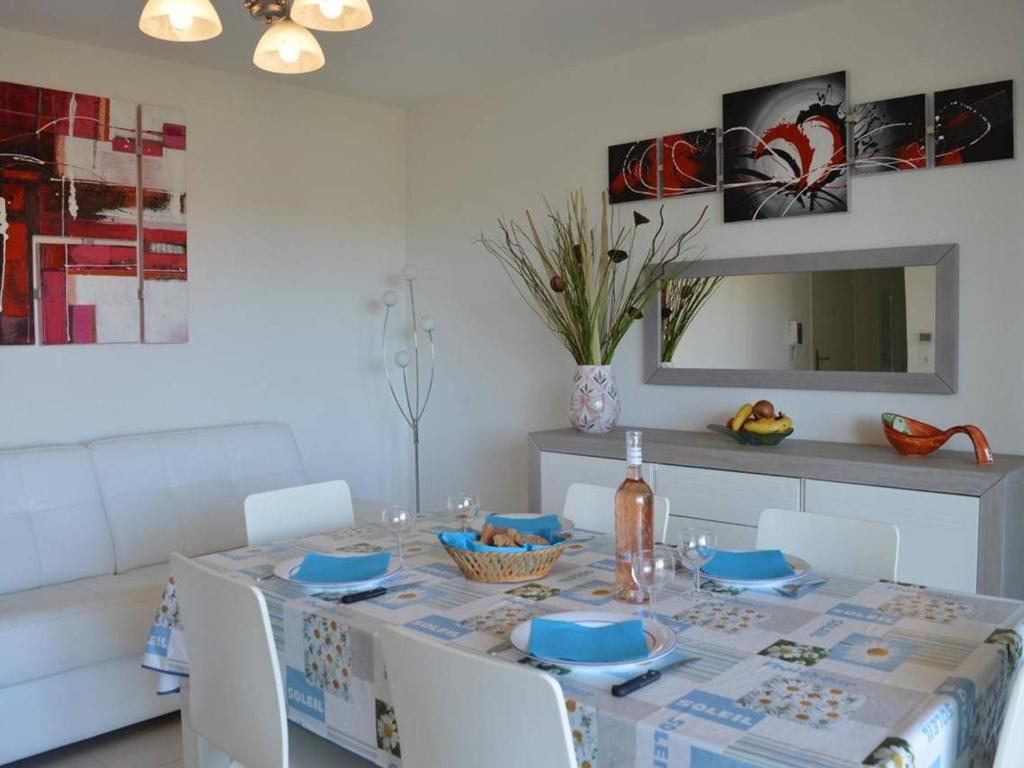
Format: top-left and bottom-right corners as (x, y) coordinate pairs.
(853, 94), (927, 174)
(608, 138), (658, 204)
(934, 80), (1014, 166)
(662, 128), (717, 197)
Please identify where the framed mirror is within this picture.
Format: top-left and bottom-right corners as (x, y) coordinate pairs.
(644, 244), (958, 393)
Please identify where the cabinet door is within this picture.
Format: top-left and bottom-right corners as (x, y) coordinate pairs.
(665, 514), (758, 551)
(539, 452), (655, 516)
(804, 480), (979, 592)
(655, 464), (801, 531)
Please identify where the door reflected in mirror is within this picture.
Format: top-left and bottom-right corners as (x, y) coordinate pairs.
(661, 266), (937, 373)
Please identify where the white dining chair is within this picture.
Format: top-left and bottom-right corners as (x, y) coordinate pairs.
(170, 553), (370, 768)
(562, 482), (670, 543)
(756, 508), (900, 580)
(380, 625), (576, 768)
(245, 480), (355, 546)
(995, 666), (1024, 767)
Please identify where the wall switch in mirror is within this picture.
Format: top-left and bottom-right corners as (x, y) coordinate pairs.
(787, 321), (803, 346)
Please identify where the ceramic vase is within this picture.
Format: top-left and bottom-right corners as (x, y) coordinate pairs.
(569, 365), (621, 433)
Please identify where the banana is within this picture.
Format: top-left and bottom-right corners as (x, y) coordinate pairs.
(742, 415), (793, 434)
(730, 403), (754, 432)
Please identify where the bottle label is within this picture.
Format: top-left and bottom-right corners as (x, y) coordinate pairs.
(627, 445), (642, 467)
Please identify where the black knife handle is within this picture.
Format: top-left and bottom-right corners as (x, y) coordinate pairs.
(341, 587), (387, 604)
(611, 669), (661, 697)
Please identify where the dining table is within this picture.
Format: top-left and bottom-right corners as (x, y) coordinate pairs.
(142, 514), (1023, 768)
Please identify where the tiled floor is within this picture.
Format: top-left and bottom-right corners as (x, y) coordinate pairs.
(6, 713), (374, 768)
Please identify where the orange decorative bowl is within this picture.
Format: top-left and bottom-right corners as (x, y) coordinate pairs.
(881, 413), (993, 464)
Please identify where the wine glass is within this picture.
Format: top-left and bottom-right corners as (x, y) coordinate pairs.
(678, 527), (717, 595)
(381, 505), (415, 565)
(631, 545), (675, 622)
(447, 492), (480, 532)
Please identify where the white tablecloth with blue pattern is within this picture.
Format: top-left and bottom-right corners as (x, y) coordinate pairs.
(143, 518), (1023, 768)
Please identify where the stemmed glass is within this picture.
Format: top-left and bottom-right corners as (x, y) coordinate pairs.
(678, 527), (717, 595)
(381, 505), (416, 565)
(631, 545), (675, 622)
(447, 492), (480, 532)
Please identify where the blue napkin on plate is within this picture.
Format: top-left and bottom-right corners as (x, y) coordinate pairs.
(700, 549), (795, 580)
(438, 531), (561, 553)
(528, 618), (649, 663)
(291, 552), (390, 583)
(485, 514), (562, 534)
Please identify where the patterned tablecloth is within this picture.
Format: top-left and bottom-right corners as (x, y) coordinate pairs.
(143, 518), (1023, 768)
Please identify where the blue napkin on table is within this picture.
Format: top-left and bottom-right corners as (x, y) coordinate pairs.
(485, 514), (562, 534)
(528, 617), (649, 663)
(700, 549), (795, 580)
(438, 531), (562, 554)
(291, 552), (390, 583)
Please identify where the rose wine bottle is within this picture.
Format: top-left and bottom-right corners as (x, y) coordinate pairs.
(615, 430), (654, 603)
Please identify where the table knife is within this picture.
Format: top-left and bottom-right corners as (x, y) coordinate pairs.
(611, 656), (698, 698)
(340, 586), (388, 603)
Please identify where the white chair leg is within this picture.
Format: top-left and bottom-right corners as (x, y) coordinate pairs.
(180, 680), (233, 768)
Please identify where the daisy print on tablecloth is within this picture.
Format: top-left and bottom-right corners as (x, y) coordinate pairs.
(460, 599), (548, 636)
(333, 542), (384, 554)
(505, 582), (561, 602)
(758, 639), (829, 667)
(674, 600), (769, 633)
(863, 736), (915, 767)
(302, 613), (352, 700)
(737, 675), (865, 728)
(829, 633), (919, 673)
(877, 592), (971, 624)
(154, 579), (182, 629)
(559, 579), (617, 606)
(565, 698), (598, 768)
(375, 699), (401, 758)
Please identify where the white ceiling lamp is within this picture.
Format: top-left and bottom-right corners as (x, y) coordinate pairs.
(138, 0), (223, 42)
(253, 18), (325, 74)
(139, 1), (373, 75)
(291, 0), (372, 32)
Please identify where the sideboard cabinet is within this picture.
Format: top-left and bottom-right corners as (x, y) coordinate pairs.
(529, 427), (1024, 598)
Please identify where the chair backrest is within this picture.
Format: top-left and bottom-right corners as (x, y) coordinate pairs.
(995, 666), (1024, 768)
(756, 508), (900, 580)
(380, 626), (576, 768)
(562, 482), (670, 543)
(244, 480), (354, 546)
(170, 553), (287, 768)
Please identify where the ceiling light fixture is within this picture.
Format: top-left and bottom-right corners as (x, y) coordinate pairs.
(139, 0), (223, 42)
(139, 0), (372, 75)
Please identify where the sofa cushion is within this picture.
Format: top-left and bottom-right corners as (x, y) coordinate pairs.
(90, 422), (306, 572)
(0, 445), (114, 596)
(0, 563), (169, 688)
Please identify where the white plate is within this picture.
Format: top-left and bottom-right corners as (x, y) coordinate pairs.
(272, 554), (402, 592)
(509, 610), (676, 670)
(698, 553), (810, 589)
(469, 513), (575, 533)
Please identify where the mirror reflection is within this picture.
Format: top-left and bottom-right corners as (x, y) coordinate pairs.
(661, 266), (937, 373)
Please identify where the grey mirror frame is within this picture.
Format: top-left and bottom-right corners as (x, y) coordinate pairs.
(644, 244), (958, 394)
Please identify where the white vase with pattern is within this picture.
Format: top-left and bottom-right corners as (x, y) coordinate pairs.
(569, 365), (621, 433)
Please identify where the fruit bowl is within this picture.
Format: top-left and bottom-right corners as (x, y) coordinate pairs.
(707, 423), (793, 446)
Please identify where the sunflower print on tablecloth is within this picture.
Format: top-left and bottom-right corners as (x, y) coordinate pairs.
(302, 613), (352, 700)
(737, 675), (865, 728)
(375, 699), (401, 758)
(876, 592), (971, 624)
(863, 736), (915, 767)
(758, 639), (829, 667)
(154, 579), (182, 630)
(674, 600), (770, 633)
(565, 698), (597, 768)
(460, 599), (548, 636)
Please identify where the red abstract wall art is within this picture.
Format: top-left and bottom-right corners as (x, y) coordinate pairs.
(853, 94), (927, 174)
(608, 138), (658, 204)
(0, 80), (187, 345)
(934, 80), (1014, 167)
(662, 128), (718, 197)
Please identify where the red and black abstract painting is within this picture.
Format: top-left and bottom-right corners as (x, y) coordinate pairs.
(722, 71), (848, 222)
(853, 94), (927, 174)
(934, 80), (1014, 166)
(0, 80), (187, 346)
(662, 129), (717, 197)
(608, 138), (658, 204)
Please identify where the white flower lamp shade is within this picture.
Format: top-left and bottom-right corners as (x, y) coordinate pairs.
(291, 0), (373, 32)
(139, 0), (222, 42)
(253, 20), (325, 74)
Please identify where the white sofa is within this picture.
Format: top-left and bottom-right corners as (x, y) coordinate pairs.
(0, 422), (308, 764)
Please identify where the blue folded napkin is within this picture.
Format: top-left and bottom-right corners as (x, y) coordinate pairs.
(485, 514), (562, 534)
(528, 618), (649, 663)
(700, 549), (795, 580)
(291, 552), (390, 583)
(438, 531), (560, 553)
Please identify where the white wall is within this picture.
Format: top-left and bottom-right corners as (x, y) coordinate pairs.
(407, 0), (1024, 513)
(0, 27), (410, 505)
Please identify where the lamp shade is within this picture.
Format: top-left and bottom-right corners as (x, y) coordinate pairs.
(291, 0), (373, 32)
(139, 0), (222, 42)
(253, 19), (326, 74)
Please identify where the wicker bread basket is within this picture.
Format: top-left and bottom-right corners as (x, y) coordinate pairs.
(442, 540), (569, 583)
